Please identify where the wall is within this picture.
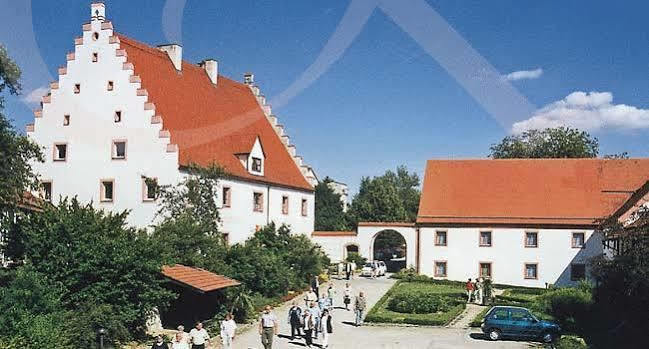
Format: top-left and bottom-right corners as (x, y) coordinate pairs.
(418, 227), (603, 287)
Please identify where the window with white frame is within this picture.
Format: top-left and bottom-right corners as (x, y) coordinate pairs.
(525, 232), (538, 248)
(63, 114), (70, 126)
(112, 140), (126, 159)
(251, 157), (262, 173)
(282, 195), (289, 214)
(73, 84), (80, 94)
(222, 187), (231, 207)
(253, 192), (263, 212)
(524, 263), (538, 279)
(142, 177), (157, 201)
(53, 143), (67, 161)
(479, 262), (492, 278)
(572, 232), (585, 248)
(41, 181), (52, 202)
(435, 231), (447, 246)
(434, 261), (447, 277)
(301, 198), (308, 216)
(107, 81), (114, 91)
(100, 180), (114, 202)
(114, 110), (122, 123)
(479, 231), (492, 247)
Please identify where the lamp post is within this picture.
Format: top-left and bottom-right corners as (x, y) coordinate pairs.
(98, 328), (106, 349)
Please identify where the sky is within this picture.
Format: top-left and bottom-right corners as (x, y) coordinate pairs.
(1, 0), (649, 194)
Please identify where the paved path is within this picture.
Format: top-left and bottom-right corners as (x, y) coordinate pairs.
(233, 276), (531, 349)
(448, 303), (488, 329)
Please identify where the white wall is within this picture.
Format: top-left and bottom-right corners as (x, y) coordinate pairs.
(310, 236), (360, 262)
(418, 227), (603, 287)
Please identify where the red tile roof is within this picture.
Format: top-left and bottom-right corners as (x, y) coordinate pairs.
(418, 159), (649, 226)
(117, 34), (312, 191)
(162, 264), (240, 293)
(312, 231), (357, 237)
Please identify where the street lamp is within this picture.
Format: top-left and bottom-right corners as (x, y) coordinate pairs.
(98, 328), (106, 349)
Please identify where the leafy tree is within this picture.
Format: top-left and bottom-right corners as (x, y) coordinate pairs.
(0, 45), (44, 210)
(489, 127), (599, 159)
(12, 198), (175, 340)
(347, 166), (420, 224)
(314, 177), (349, 231)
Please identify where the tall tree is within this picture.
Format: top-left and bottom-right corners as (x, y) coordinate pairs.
(314, 177), (349, 231)
(0, 45), (44, 209)
(381, 166), (421, 222)
(489, 127), (599, 159)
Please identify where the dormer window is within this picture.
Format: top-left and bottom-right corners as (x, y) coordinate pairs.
(251, 157), (262, 173)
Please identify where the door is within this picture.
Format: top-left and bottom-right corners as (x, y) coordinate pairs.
(510, 309), (536, 339)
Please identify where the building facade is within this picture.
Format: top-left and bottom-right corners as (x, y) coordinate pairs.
(27, 3), (315, 243)
(313, 159), (649, 287)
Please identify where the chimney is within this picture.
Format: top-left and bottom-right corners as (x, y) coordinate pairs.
(158, 44), (183, 71)
(91, 2), (106, 21)
(199, 59), (218, 85)
(244, 72), (254, 85)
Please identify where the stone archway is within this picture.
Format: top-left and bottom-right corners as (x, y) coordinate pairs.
(372, 229), (407, 272)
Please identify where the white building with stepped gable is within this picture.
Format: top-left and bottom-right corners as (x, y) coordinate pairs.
(27, 3), (315, 243)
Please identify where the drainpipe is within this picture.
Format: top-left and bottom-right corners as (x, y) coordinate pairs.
(266, 184), (270, 225)
(416, 227), (420, 274)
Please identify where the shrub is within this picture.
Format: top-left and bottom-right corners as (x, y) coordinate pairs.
(345, 252), (366, 268)
(388, 291), (460, 314)
(532, 288), (592, 333)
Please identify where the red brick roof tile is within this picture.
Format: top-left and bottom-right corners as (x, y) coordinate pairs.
(117, 34), (312, 191)
(162, 264), (240, 293)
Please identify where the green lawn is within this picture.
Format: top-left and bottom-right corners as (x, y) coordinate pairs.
(365, 280), (466, 326)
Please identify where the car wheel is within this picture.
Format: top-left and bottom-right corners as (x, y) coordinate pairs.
(541, 332), (555, 343)
(487, 328), (501, 341)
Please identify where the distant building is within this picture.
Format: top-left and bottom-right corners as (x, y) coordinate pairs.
(327, 180), (349, 212)
(27, 3), (315, 243)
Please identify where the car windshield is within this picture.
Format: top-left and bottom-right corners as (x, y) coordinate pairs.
(364, 263), (374, 267)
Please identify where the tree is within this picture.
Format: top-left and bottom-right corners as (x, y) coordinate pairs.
(314, 177), (349, 231)
(0, 45), (44, 210)
(489, 127), (599, 159)
(347, 166), (420, 225)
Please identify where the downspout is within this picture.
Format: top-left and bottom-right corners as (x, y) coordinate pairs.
(266, 184), (270, 225)
(416, 227), (421, 274)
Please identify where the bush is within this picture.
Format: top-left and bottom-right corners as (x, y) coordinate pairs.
(345, 252), (366, 268)
(532, 288), (592, 333)
(388, 291), (460, 314)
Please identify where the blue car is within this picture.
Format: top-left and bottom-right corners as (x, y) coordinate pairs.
(481, 306), (561, 343)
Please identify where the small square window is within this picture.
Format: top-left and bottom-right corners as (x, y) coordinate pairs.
(525, 263), (538, 279)
(63, 115), (70, 126)
(435, 231), (447, 246)
(222, 187), (231, 207)
(525, 232), (538, 248)
(112, 141), (126, 159)
(74, 84), (80, 94)
(480, 231), (492, 247)
(301, 198), (308, 216)
(114, 111), (122, 123)
(434, 261), (447, 277)
(107, 81), (114, 91)
(479, 262), (492, 278)
(253, 192), (263, 212)
(251, 157), (262, 172)
(41, 181), (52, 202)
(92, 52), (98, 62)
(570, 264), (586, 281)
(53, 143), (67, 161)
(142, 177), (157, 201)
(572, 233), (585, 248)
(100, 180), (114, 202)
(282, 196), (289, 214)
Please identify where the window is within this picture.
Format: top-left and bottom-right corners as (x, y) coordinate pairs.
(63, 114), (70, 126)
(571, 264), (586, 281)
(114, 111), (122, 123)
(112, 140), (126, 159)
(488, 308), (509, 320)
(253, 192), (263, 212)
(73, 84), (80, 94)
(100, 180), (114, 202)
(222, 233), (230, 246)
(435, 231), (447, 246)
(479, 262), (492, 278)
(301, 198), (308, 216)
(142, 177), (157, 201)
(107, 81), (114, 91)
(92, 52), (98, 62)
(251, 157), (262, 172)
(434, 261), (447, 277)
(53, 143), (67, 161)
(511, 309), (533, 321)
(92, 32), (99, 40)
(479, 231), (492, 247)
(282, 195), (289, 214)
(572, 232), (585, 248)
(41, 181), (52, 202)
(525, 232), (538, 248)
(222, 187), (231, 207)
(524, 263), (538, 279)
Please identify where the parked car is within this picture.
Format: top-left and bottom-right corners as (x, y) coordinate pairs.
(360, 262), (378, 277)
(376, 261), (387, 276)
(481, 306), (560, 343)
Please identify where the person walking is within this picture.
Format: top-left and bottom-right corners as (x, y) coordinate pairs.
(189, 322), (210, 349)
(327, 284), (336, 309)
(311, 275), (320, 298)
(151, 335), (169, 349)
(220, 313), (236, 349)
(171, 332), (189, 349)
(302, 309), (316, 349)
(305, 289), (318, 308)
(176, 325), (189, 345)
(343, 282), (352, 311)
(465, 278), (474, 303)
(475, 277), (484, 305)
(321, 309), (333, 349)
(345, 262), (352, 280)
(287, 301), (303, 340)
(354, 291), (367, 327)
(308, 301), (321, 339)
(259, 305), (279, 349)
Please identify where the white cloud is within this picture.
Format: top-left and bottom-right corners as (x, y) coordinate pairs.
(512, 91), (649, 133)
(21, 86), (48, 104)
(504, 68), (543, 81)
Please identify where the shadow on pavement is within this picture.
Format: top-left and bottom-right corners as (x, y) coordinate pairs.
(341, 321), (357, 327)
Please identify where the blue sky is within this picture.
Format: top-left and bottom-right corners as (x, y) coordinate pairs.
(2, 1), (649, 194)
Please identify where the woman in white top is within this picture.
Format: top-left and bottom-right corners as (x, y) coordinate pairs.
(171, 332), (189, 349)
(343, 283), (352, 311)
(220, 313), (237, 349)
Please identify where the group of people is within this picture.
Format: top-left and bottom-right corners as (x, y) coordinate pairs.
(151, 321), (221, 349)
(465, 277), (488, 305)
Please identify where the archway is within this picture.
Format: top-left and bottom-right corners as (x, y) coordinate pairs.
(344, 243), (359, 260)
(372, 229), (407, 272)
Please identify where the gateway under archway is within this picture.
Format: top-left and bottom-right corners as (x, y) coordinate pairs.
(372, 229), (407, 272)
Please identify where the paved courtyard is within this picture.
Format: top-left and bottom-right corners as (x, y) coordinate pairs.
(235, 275), (534, 349)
